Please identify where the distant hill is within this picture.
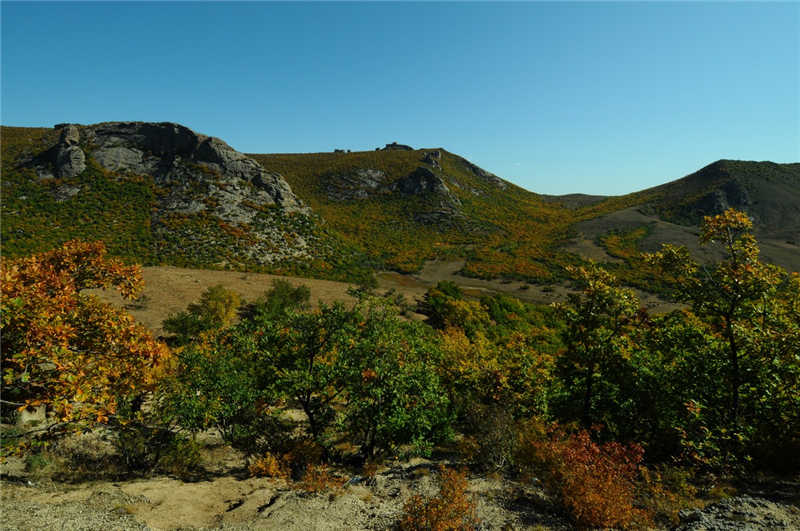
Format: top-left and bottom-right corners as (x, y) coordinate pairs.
(2, 123), (797, 293)
(568, 160), (800, 273)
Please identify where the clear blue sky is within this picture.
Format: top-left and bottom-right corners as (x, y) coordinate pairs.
(2, 2), (798, 195)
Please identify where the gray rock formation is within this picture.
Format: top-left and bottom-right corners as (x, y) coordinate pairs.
(79, 122), (306, 217)
(326, 166), (460, 207)
(39, 122), (314, 265)
(422, 150), (441, 169)
(325, 169), (388, 201)
(391, 166), (453, 198)
(380, 142), (414, 151)
(677, 495), (800, 530)
(54, 125), (86, 178)
(453, 154), (507, 190)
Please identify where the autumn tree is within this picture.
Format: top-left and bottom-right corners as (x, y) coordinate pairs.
(1, 240), (169, 431)
(646, 209), (786, 426)
(162, 284), (241, 346)
(554, 264), (641, 428)
(647, 209), (800, 467)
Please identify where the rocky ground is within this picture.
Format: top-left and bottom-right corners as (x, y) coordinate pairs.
(4, 472), (799, 530)
(1, 459), (567, 530)
(676, 494), (800, 530)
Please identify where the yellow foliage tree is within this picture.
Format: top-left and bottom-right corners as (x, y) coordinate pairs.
(1, 240), (169, 428)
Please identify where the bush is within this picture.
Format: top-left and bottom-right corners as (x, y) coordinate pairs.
(157, 334), (287, 457)
(297, 464), (344, 494)
(239, 279), (310, 322)
(111, 422), (176, 474)
(458, 403), (517, 472)
(399, 466), (479, 531)
(249, 452), (291, 479)
(523, 425), (649, 529)
(158, 435), (202, 478)
(163, 284), (241, 345)
(336, 299), (453, 458)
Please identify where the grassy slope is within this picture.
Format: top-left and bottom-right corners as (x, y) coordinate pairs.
(1, 126), (157, 262)
(250, 149), (663, 281)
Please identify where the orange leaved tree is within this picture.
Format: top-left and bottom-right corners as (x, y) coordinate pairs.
(1, 240), (169, 429)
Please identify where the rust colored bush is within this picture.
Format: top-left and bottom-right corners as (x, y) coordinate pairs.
(296, 464), (343, 494)
(527, 427), (650, 529)
(399, 466), (479, 531)
(248, 452), (290, 479)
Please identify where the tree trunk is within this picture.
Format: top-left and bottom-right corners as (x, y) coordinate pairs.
(582, 363), (594, 426)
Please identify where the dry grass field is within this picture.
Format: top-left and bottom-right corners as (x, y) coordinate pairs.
(91, 262), (680, 337)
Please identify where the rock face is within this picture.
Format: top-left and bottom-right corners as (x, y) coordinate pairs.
(391, 166), (456, 200)
(380, 142), (414, 151)
(326, 166), (460, 205)
(54, 125), (86, 178)
(453, 154), (507, 190)
(677, 495), (800, 530)
(79, 122), (306, 218)
(324, 165), (463, 227)
(422, 150), (441, 169)
(325, 169), (389, 201)
(40, 122), (314, 265)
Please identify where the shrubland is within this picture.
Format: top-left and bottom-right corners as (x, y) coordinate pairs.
(2, 209), (798, 529)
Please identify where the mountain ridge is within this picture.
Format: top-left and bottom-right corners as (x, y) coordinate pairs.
(2, 122), (798, 289)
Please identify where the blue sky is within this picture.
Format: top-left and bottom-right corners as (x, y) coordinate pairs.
(2, 2), (798, 195)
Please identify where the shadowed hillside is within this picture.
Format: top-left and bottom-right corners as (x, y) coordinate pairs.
(567, 160), (800, 273)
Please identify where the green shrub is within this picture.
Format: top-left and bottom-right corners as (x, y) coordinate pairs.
(239, 279), (310, 321)
(163, 284), (241, 345)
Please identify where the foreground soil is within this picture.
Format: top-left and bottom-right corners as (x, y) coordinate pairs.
(1, 460), (568, 530)
(3, 472), (799, 530)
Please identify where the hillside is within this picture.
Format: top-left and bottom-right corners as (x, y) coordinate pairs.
(251, 150), (800, 279)
(0, 123), (375, 283)
(566, 160), (800, 273)
(3, 123), (798, 293)
(250, 147), (583, 279)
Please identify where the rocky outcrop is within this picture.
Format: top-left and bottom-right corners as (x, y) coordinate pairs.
(37, 122), (314, 265)
(54, 125), (86, 179)
(326, 166), (460, 206)
(379, 142), (414, 151)
(325, 169), (388, 201)
(677, 495), (800, 530)
(391, 166), (455, 200)
(452, 154), (507, 190)
(324, 165), (463, 227)
(77, 122), (306, 217)
(690, 179), (752, 220)
(421, 150), (441, 169)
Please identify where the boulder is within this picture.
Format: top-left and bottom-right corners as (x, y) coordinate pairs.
(55, 145), (86, 179)
(392, 167), (455, 200)
(59, 124), (80, 146)
(381, 142), (414, 151)
(422, 150), (441, 168)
